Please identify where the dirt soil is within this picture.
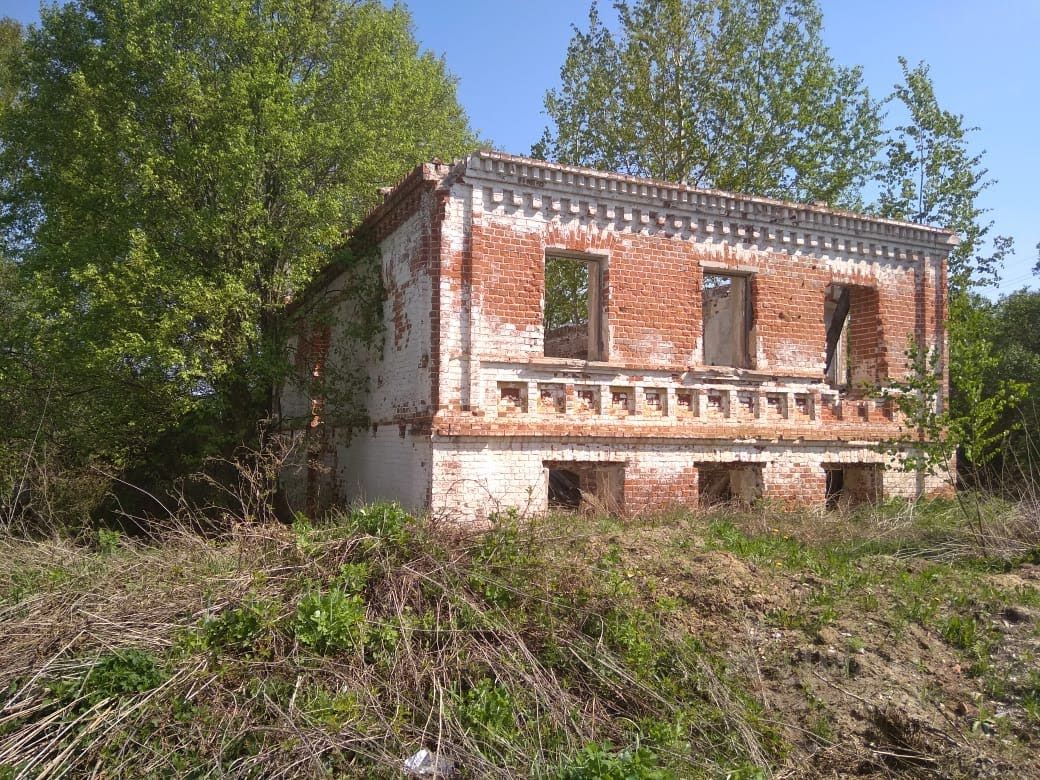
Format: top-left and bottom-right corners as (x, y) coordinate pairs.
(596, 519), (1040, 779)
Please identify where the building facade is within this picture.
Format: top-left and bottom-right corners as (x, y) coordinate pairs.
(279, 151), (954, 522)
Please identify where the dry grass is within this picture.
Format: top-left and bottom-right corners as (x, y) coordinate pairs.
(1, 496), (1039, 778)
(0, 509), (776, 778)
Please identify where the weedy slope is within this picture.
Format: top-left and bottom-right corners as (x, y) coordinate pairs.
(0, 500), (1038, 778)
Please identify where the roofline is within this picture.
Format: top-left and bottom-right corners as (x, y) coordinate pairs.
(352, 159), (460, 239)
(286, 148), (957, 317)
(466, 149), (959, 249)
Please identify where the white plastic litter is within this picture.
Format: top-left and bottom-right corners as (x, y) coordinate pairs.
(402, 748), (455, 778)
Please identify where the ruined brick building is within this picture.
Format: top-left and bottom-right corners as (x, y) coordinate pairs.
(279, 151), (954, 522)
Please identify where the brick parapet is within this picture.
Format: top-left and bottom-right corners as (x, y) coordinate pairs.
(464, 151), (956, 259)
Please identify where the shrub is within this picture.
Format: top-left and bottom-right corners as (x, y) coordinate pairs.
(294, 588), (366, 653)
(201, 598), (281, 655)
(96, 529), (122, 555)
(49, 649), (167, 706)
(335, 562), (370, 594)
(558, 742), (667, 779)
(941, 613), (980, 650)
(469, 511), (534, 608)
(457, 678), (519, 742)
(346, 502), (411, 547)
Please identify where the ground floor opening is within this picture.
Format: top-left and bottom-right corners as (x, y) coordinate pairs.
(697, 463), (764, 507)
(545, 461), (625, 515)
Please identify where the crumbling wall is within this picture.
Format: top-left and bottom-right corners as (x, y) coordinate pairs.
(544, 322), (589, 359)
(428, 438), (934, 522)
(281, 168), (444, 515)
(284, 152), (952, 522)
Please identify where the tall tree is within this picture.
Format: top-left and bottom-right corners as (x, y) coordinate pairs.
(0, 18), (21, 113)
(536, 0), (882, 206)
(876, 57), (999, 290)
(874, 59), (1029, 484)
(0, 0), (474, 505)
(988, 289), (1040, 481)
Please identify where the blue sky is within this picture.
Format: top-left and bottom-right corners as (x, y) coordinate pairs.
(4, 0), (1037, 295)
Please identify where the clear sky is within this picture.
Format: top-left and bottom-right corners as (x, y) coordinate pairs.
(3, 0), (1037, 295)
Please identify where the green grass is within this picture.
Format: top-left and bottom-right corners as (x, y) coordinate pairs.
(0, 498), (1037, 777)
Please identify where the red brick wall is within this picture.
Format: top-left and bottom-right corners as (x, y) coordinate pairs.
(623, 463), (699, 514)
(877, 272), (919, 380)
(473, 221), (544, 349)
(848, 285), (882, 385)
(471, 212), (936, 380)
(754, 252), (829, 372)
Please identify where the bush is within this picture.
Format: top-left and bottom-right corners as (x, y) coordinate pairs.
(49, 648), (167, 706)
(558, 742), (667, 779)
(294, 588), (367, 653)
(346, 502), (411, 547)
(457, 678), (520, 744)
(201, 598), (281, 655)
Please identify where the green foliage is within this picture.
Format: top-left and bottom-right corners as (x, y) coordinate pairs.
(982, 288), (1040, 481)
(49, 649), (166, 706)
(294, 587), (367, 654)
(0, 0), (474, 509)
(558, 741), (669, 779)
(201, 598), (281, 655)
(940, 613), (979, 650)
(334, 562), (371, 595)
(876, 58), (998, 289)
(0, 17), (21, 114)
(872, 60), (1033, 483)
(345, 502), (412, 548)
(876, 334), (1026, 482)
(537, 0), (882, 206)
(457, 678), (520, 744)
(469, 511), (535, 607)
(947, 294), (1029, 470)
(544, 256), (591, 333)
(302, 687), (362, 732)
(95, 528), (122, 555)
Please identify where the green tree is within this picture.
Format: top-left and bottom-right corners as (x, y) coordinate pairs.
(987, 288), (1040, 481)
(536, 0), (882, 206)
(0, 0), (474, 514)
(876, 57), (1000, 290)
(874, 59), (1027, 484)
(0, 17), (21, 112)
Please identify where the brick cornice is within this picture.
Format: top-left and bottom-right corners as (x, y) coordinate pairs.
(431, 413), (905, 444)
(462, 151), (957, 262)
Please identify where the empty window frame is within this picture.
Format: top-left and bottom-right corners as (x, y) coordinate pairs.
(702, 272), (752, 368)
(697, 464), (763, 507)
(824, 284), (881, 389)
(546, 462), (624, 515)
(544, 253), (604, 360)
(824, 464), (881, 509)
(824, 284), (852, 388)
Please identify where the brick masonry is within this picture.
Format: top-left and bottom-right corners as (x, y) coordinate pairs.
(280, 151), (955, 522)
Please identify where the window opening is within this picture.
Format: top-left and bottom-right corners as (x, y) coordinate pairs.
(545, 462), (624, 515)
(824, 464), (881, 509)
(697, 464), (763, 507)
(547, 468), (582, 510)
(702, 273), (751, 368)
(824, 284), (851, 388)
(825, 467), (845, 510)
(544, 255), (603, 360)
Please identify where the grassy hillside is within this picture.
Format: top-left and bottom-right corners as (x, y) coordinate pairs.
(1, 500), (1038, 778)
